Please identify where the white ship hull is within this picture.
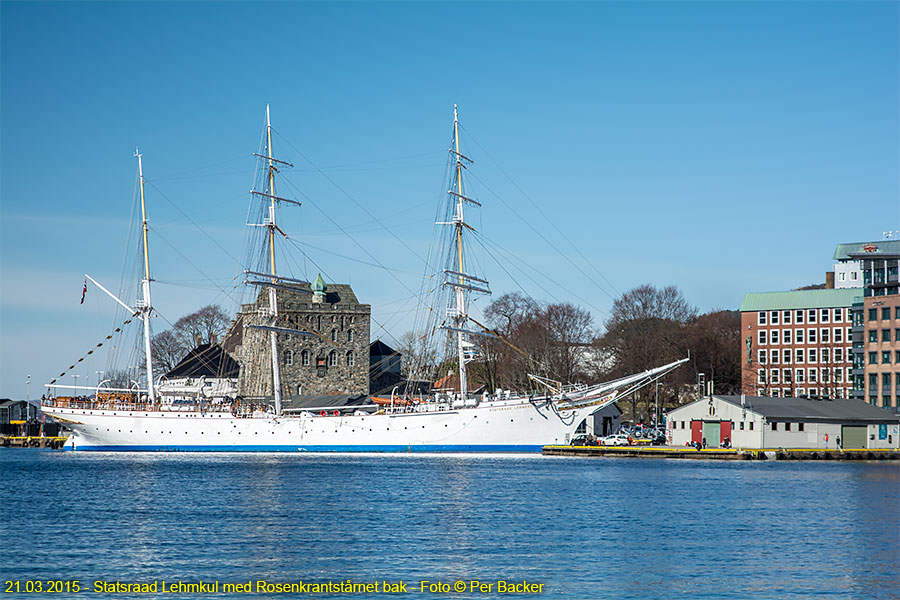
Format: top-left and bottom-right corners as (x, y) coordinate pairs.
(44, 398), (599, 452)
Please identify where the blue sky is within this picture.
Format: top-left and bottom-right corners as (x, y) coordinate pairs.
(1, 1), (898, 399)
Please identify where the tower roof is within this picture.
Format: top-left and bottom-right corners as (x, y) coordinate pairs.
(312, 273), (327, 294)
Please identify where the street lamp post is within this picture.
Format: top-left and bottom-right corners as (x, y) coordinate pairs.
(26, 375), (31, 402)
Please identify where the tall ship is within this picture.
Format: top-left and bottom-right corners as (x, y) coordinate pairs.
(42, 107), (686, 452)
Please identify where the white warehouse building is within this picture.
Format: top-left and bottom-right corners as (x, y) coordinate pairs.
(667, 395), (899, 450)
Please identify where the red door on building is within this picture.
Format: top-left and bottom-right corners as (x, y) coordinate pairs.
(720, 421), (732, 445)
(691, 421), (702, 444)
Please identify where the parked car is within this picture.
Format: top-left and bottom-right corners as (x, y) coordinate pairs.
(600, 433), (631, 446)
(570, 434), (598, 446)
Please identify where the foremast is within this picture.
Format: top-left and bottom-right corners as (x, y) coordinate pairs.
(135, 149), (156, 402)
(441, 106), (492, 398)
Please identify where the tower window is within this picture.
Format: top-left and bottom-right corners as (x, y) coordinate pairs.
(284, 350), (293, 366)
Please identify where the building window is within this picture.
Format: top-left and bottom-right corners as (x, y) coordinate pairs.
(869, 329), (878, 343)
(772, 422), (778, 431)
(749, 422), (754, 431)
(783, 311), (792, 324)
(869, 373), (878, 393)
(796, 329), (804, 344)
(883, 373), (892, 389)
(347, 329), (354, 342)
(284, 350), (293, 366)
(346, 351), (354, 367)
(882, 351), (891, 364)
(331, 329), (337, 342)
(808, 310), (816, 323)
(896, 328), (900, 340)
(883, 307), (892, 320)
(834, 348), (843, 362)
(785, 422), (792, 431)
(771, 369), (780, 383)
(758, 350), (767, 364)
(770, 350), (779, 364)
(808, 348), (817, 363)
(796, 349), (804, 364)
(770, 311), (779, 325)
(783, 349), (791, 364)
(883, 329), (891, 342)
(808, 368), (817, 383)
(798, 423), (805, 432)
(797, 387), (806, 396)
(758, 330), (767, 345)
(869, 352), (877, 365)
(833, 308), (842, 322)
(808, 329), (816, 344)
(757, 369), (766, 384)
(795, 368), (805, 383)
(834, 328), (843, 343)
(796, 310), (804, 324)
(771, 330), (779, 345)
(820, 328), (829, 343)
(869, 308), (878, 321)
(821, 348), (830, 364)
(771, 389), (780, 397)
(327, 351), (337, 367)
(782, 329), (792, 344)
(740, 422), (745, 430)
(895, 350), (900, 363)
(896, 306), (900, 319)
(820, 309), (829, 323)
(302, 349), (310, 366)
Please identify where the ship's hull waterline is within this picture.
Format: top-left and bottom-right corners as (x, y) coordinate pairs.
(44, 399), (598, 452)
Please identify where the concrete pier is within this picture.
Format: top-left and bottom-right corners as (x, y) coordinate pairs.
(543, 445), (900, 460)
(1, 436), (68, 449)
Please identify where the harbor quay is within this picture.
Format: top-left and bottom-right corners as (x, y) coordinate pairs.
(543, 444), (900, 460)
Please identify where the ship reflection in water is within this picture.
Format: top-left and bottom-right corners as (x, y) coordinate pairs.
(1, 451), (897, 599)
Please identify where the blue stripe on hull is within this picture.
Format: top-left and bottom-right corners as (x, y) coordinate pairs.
(64, 444), (544, 453)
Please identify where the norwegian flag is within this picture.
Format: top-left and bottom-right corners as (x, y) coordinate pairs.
(80, 280), (87, 304)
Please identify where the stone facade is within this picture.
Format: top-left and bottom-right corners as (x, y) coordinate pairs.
(233, 277), (370, 399)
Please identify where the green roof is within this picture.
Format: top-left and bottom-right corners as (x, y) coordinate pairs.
(740, 288), (859, 312)
(833, 240), (900, 260)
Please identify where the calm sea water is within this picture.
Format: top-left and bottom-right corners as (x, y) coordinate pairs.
(1, 450), (898, 600)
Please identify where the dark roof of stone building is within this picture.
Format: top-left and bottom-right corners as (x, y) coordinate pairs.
(713, 395), (900, 423)
(221, 314), (243, 354)
(165, 344), (240, 379)
(370, 339), (399, 356)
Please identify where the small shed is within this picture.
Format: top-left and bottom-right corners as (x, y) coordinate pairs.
(667, 395), (899, 449)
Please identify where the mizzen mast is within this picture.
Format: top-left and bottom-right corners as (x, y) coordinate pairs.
(134, 148), (156, 402)
(264, 105), (284, 417)
(439, 106), (492, 398)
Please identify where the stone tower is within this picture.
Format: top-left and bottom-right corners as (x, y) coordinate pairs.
(233, 275), (371, 400)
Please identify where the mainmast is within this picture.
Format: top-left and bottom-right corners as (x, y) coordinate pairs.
(439, 105), (492, 398)
(265, 105), (283, 417)
(243, 106), (307, 417)
(135, 148), (155, 402)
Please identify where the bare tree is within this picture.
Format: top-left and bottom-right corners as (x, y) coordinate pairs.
(173, 305), (230, 348)
(151, 330), (189, 376)
(601, 284), (697, 422)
